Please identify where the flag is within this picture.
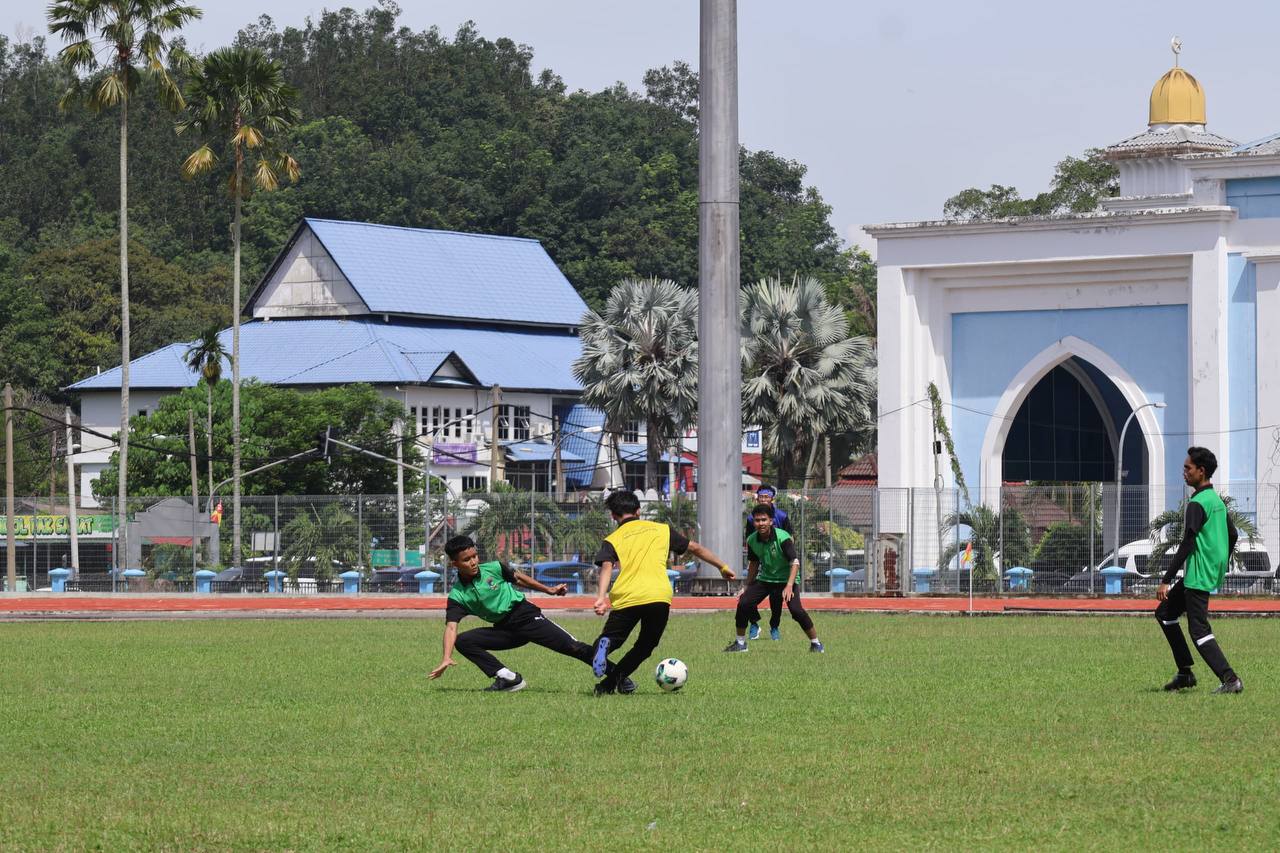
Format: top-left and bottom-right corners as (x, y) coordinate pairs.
(962, 541), (973, 567)
(210, 501), (223, 524)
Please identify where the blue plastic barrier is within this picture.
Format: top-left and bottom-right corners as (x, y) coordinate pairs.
(415, 570), (442, 594)
(194, 569), (216, 593)
(339, 570), (362, 594)
(827, 567), (853, 593)
(265, 569), (287, 593)
(1005, 566), (1033, 591)
(912, 567), (937, 593)
(1099, 566), (1128, 595)
(49, 568), (72, 592)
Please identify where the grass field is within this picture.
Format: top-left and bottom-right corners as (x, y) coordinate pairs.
(2, 613), (1279, 850)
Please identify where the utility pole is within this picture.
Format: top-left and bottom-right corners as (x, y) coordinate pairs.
(489, 384), (503, 490)
(188, 409), (200, 578)
(66, 407), (79, 571)
(395, 414), (406, 568)
(5, 383), (15, 593)
(553, 415), (565, 501)
(696, 0), (742, 580)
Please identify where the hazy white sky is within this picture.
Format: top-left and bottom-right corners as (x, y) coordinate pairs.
(9, 1), (1280, 256)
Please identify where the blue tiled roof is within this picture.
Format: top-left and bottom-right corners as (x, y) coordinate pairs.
(1232, 131), (1280, 155)
(259, 219), (589, 327)
(554, 403), (606, 488)
(68, 318), (585, 392)
(619, 442), (680, 463)
(504, 441), (585, 464)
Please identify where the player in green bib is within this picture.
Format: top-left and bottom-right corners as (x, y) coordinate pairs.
(429, 535), (628, 692)
(1154, 447), (1243, 693)
(724, 505), (823, 653)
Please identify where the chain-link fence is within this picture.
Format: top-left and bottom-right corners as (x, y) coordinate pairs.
(3, 483), (1278, 594)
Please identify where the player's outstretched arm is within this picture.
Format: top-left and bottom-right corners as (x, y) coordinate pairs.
(687, 541), (735, 580)
(512, 570), (566, 596)
(594, 560), (615, 615)
(429, 621), (461, 679)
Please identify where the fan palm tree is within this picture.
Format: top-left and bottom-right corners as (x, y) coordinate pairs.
(184, 325), (227, 496)
(281, 502), (358, 582)
(1147, 496), (1258, 572)
(463, 488), (563, 563)
(49, 0), (202, 568)
(741, 275), (875, 488)
(939, 504), (1032, 582)
(552, 504), (614, 561)
(573, 278), (699, 490)
(177, 46), (300, 567)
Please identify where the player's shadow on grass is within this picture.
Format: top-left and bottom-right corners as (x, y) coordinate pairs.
(431, 684), (674, 698)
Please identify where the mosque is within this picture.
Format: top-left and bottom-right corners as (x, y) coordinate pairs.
(869, 47), (1280, 562)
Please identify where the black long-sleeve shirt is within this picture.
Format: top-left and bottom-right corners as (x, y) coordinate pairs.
(1161, 486), (1238, 583)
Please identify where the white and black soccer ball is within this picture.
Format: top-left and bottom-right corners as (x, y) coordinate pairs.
(654, 657), (688, 692)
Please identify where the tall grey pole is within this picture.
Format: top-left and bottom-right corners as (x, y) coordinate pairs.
(65, 406), (80, 571)
(696, 0), (741, 580)
(188, 409), (199, 580)
(395, 416), (406, 568)
(1112, 402), (1165, 569)
(4, 383), (15, 593)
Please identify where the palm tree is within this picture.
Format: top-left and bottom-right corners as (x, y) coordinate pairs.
(463, 488), (563, 563)
(552, 504), (614, 562)
(1148, 496), (1258, 572)
(184, 325), (227, 496)
(939, 504), (1032, 583)
(177, 46), (300, 567)
(49, 0), (202, 568)
(281, 503), (358, 582)
(741, 275), (875, 488)
(573, 278), (699, 490)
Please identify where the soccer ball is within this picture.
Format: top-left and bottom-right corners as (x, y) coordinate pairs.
(654, 658), (688, 692)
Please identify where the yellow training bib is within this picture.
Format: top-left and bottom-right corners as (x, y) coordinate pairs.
(604, 520), (674, 609)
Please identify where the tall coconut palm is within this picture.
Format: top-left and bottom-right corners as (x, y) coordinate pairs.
(183, 325), (227, 496)
(177, 46), (300, 567)
(741, 275), (875, 488)
(49, 0), (202, 568)
(573, 278), (699, 490)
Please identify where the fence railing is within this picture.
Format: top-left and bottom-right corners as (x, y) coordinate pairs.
(3, 483), (1277, 595)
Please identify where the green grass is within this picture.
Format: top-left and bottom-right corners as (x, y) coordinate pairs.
(2, 613), (1279, 850)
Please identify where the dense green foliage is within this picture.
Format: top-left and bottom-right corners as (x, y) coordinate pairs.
(3, 615), (1278, 848)
(0, 5), (873, 494)
(943, 149), (1119, 220)
(93, 381), (422, 498)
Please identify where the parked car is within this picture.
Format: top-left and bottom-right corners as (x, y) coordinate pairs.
(211, 566), (266, 593)
(529, 561), (595, 593)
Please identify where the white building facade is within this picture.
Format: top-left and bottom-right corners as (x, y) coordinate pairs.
(870, 58), (1280, 563)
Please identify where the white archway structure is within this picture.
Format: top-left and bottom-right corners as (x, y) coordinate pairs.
(979, 336), (1166, 504)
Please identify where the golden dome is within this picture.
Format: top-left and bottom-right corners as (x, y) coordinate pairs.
(1149, 66), (1205, 126)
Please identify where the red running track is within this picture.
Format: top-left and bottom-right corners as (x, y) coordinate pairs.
(3, 594), (1280, 615)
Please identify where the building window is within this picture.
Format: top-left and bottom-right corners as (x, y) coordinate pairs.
(409, 407), (418, 436)
(464, 408), (474, 439)
(499, 405), (531, 441)
(622, 462), (646, 493)
(505, 462), (549, 493)
(431, 406), (442, 436)
(462, 475), (489, 493)
(454, 407), (464, 438)
(137, 408), (148, 418)
(623, 420), (640, 443)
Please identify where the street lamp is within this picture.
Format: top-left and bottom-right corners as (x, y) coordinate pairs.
(1112, 401), (1166, 569)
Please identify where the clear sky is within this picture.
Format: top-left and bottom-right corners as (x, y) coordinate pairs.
(8, 0), (1280, 257)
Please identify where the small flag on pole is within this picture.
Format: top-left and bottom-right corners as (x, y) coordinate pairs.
(962, 541), (974, 567)
(210, 501), (223, 524)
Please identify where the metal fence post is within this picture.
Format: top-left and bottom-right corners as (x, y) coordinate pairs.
(273, 495), (279, 572)
(998, 486), (1004, 596)
(357, 494), (364, 571)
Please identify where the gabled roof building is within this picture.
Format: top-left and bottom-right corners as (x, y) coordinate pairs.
(69, 218), (617, 504)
